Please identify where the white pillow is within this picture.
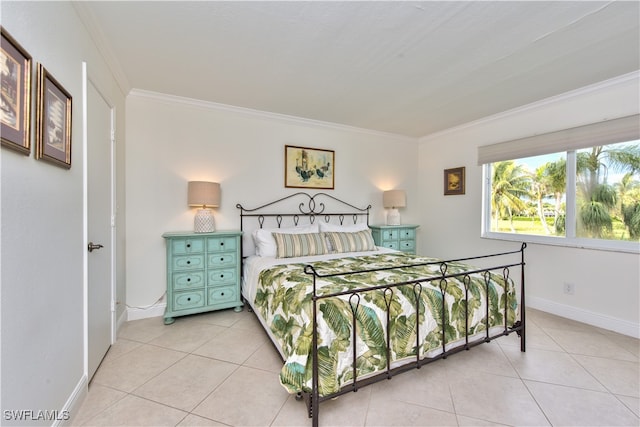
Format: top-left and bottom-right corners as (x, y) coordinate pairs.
(252, 224), (319, 257)
(318, 222), (369, 232)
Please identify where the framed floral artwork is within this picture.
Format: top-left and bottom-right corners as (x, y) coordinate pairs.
(36, 63), (72, 168)
(1, 27), (32, 155)
(285, 145), (335, 189)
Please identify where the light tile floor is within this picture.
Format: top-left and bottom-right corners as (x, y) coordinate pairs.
(73, 308), (639, 426)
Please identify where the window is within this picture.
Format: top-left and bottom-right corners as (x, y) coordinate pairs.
(488, 152), (567, 237)
(480, 115), (640, 253)
(576, 141), (640, 241)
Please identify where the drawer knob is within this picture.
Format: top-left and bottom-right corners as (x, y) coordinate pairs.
(187, 278), (191, 282)
(220, 242), (224, 246)
(187, 244), (191, 248)
(187, 260), (191, 265)
(220, 257), (224, 261)
(187, 297), (191, 301)
(221, 292), (225, 296)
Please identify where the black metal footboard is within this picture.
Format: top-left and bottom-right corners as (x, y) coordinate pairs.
(301, 243), (526, 427)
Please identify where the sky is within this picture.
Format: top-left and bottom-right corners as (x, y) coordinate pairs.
(515, 140), (639, 183)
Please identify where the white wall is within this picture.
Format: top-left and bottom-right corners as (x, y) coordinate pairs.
(418, 72), (640, 336)
(0, 1), (126, 424)
(124, 92), (419, 313)
(126, 75), (640, 337)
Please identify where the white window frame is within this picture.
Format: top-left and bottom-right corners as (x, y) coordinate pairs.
(479, 113), (640, 254)
(481, 149), (639, 254)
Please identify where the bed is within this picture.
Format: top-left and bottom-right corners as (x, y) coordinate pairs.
(237, 193), (525, 426)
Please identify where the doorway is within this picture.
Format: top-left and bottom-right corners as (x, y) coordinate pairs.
(86, 73), (116, 381)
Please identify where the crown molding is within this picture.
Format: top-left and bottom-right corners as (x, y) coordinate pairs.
(72, 2), (131, 96)
(128, 89), (419, 143)
(419, 70), (640, 143)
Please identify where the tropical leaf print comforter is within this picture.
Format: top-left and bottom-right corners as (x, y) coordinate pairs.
(253, 251), (518, 396)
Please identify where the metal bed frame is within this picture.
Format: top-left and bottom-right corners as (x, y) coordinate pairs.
(237, 192), (526, 427)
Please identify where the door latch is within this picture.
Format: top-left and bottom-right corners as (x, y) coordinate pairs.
(88, 242), (104, 252)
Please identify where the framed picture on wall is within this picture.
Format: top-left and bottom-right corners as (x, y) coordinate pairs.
(1, 27), (32, 155)
(444, 166), (465, 195)
(36, 63), (72, 168)
(285, 145), (335, 189)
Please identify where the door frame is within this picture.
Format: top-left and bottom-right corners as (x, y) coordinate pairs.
(82, 62), (117, 379)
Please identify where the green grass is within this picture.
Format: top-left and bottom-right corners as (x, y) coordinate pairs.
(491, 217), (633, 240)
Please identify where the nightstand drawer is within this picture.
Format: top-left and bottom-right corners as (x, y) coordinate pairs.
(172, 271), (205, 290)
(382, 230), (399, 240)
(171, 238), (205, 254)
(381, 241), (399, 250)
(173, 255), (205, 270)
(208, 286), (238, 305)
(400, 240), (415, 251)
(207, 237), (238, 253)
(208, 268), (237, 286)
(173, 290), (205, 311)
(207, 252), (238, 268)
(400, 229), (416, 240)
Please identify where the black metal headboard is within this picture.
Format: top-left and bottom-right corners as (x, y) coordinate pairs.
(236, 192), (371, 256)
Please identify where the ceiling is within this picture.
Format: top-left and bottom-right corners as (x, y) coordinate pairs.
(77, 1), (639, 138)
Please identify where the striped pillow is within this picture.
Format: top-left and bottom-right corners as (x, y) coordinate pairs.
(272, 232), (329, 258)
(325, 230), (377, 253)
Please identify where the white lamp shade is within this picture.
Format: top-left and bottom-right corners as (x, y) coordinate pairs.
(383, 190), (406, 208)
(188, 181), (220, 208)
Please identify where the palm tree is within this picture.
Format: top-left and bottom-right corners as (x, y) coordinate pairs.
(579, 185), (616, 238)
(491, 161), (530, 232)
(532, 166), (552, 234)
(576, 143), (640, 239)
(543, 159), (566, 234)
(617, 172), (640, 238)
(622, 202), (640, 239)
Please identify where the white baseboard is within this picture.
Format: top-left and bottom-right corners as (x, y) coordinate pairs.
(59, 374), (88, 426)
(528, 296), (640, 338)
(116, 308), (128, 332)
(126, 302), (166, 321)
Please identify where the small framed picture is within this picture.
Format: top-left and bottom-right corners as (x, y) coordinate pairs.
(285, 145), (335, 189)
(36, 63), (72, 168)
(444, 166), (465, 195)
(1, 27), (32, 155)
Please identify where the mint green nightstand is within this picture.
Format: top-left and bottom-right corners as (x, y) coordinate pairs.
(369, 224), (419, 254)
(162, 230), (243, 325)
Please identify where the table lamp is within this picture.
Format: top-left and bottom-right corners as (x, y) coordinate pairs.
(383, 190), (406, 225)
(188, 181), (220, 233)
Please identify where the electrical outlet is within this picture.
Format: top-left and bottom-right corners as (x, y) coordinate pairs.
(563, 282), (575, 295)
